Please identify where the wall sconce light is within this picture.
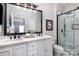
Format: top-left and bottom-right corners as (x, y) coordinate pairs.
(16, 3), (38, 10)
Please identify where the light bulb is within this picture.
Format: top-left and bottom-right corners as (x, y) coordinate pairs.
(16, 3), (20, 9)
(34, 10), (36, 13)
(17, 3), (20, 5)
(24, 4), (26, 7)
(29, 9), (32, 12)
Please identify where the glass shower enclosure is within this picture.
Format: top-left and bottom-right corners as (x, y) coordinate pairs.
(57, 8), (79, 55)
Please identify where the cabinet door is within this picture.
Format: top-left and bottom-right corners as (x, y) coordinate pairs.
(37, 39), (53, 56)
(28, 42), (37, 56)
(13, 44), (27, 56)
(0, 48), (12, 56)
(44, 39), (53, 56)
(37, 40), (46, 56)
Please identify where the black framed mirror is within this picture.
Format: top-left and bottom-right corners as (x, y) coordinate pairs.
(0, 4), (3, 25)
(4, 3), (42, 35)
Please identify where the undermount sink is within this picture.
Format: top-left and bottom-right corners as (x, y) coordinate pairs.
(25, 36), (35, 38)
(25, 34), (35, 38)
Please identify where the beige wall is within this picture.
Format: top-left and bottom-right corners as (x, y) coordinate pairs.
(64, 3), (79, 12)
(57, 3), (79, 14)
(56, 3), (65, 14)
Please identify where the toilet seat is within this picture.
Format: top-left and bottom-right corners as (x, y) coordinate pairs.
(54, 44), (64, 53)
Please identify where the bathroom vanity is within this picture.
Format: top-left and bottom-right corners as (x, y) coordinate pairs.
(0, 35), (54, 56)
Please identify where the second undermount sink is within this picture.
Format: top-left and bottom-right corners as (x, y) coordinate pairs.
(25, 34), (35, 38)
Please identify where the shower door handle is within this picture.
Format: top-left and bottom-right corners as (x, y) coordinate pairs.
(61, 24), (66, 37)
(61, 29), (64, 37)
(64, 23), (66, 37)
(61, 29), (63, 32)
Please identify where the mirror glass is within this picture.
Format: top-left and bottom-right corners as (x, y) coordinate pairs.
(5, 4), (42, 35)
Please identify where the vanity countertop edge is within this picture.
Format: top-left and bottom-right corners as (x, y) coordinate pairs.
(0, 35), (55, 47)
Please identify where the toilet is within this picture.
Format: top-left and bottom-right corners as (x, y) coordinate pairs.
(54, 44), (67, 56)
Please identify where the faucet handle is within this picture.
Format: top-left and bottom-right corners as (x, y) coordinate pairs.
(18, 35), (20, 38)
(10, 36), (12, 39)
(14, 35), (16, 39)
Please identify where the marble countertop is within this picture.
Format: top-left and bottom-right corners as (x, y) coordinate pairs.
(0, 35), (54, 47)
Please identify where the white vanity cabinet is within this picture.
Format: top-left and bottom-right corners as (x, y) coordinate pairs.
(37, 39), (53, 56)
(13, 44), (27, 56)
(0, 47), (13, 56)
(0, 36), (53, 56)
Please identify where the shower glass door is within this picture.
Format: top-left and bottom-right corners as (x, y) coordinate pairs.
(58, 11), (74, 55)
(58, 14), (65, 48)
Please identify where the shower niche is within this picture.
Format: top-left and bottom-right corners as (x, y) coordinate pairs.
(57, 8), (79, 55)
